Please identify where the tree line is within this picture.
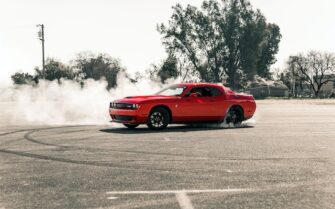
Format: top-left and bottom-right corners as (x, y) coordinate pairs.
(157, 0), (281, 89)
(10, 0), (335, 98)
(279, 51), (335, 98)
(11, 53), (127, 90)
(11, 0), (281, 90)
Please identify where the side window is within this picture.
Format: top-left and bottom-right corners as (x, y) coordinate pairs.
(185, 87), (205, 97)
(209, 87), (222, 97)
(186, 87), (222, 97)
(201, 87), (212, 97)
(188, 87), (204, 97)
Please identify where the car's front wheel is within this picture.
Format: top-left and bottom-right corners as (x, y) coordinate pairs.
(147, 107), (170, 130)
(123, 124), (139, 129)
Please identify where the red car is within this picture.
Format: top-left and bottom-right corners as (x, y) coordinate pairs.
(109, 83), (256, 130)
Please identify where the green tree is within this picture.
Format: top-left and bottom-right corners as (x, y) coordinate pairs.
(257, 24), (281, 78)
(158, 55), (179, 83)
(74, 53), (125, 89)
(158, 0), (281, 89)
(280, 61), (308, 97)
(11, 72), (35, 85)
(34, 58), (75, 83)
(147, 55), (179, 83)
(285, 51), (335, 98)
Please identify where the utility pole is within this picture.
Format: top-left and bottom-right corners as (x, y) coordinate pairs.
(37, 24), (45, 79)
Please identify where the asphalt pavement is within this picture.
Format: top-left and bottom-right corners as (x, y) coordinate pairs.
(0, 100), (335, 209)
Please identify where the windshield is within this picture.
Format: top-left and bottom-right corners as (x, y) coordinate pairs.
(155, 85), (186, 96)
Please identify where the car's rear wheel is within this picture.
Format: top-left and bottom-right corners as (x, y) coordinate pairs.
(225, 106), (244, 125)
(123, 124), (139, 129)
(147, 107), (170, 130)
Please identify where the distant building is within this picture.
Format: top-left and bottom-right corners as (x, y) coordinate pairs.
(246, 85), (289, 99)
(244, 76), (289, 99)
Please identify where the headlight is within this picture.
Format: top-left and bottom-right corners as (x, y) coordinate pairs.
(110, 102), (139, 110)
(110, 102), (116, 109)
(132, 104), (139, 110)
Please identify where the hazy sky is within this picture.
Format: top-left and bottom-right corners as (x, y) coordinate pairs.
(1, 0), (335, 85)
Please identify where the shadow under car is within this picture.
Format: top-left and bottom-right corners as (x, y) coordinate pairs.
(100, 123), (253, 134)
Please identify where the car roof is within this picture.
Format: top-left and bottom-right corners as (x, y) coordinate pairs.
(175, 83), (225, 89)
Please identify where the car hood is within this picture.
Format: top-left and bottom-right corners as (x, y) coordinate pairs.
(113, 95), (176, 103)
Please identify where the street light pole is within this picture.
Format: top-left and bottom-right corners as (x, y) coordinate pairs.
(37, 24), (45, 79)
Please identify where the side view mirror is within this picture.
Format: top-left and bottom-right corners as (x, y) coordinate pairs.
(189, 93), (198, 98)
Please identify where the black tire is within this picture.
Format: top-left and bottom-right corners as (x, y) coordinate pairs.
(123, 124), (139, 129)
(225, 106), (244, 125)
(147, 107), (170, 130)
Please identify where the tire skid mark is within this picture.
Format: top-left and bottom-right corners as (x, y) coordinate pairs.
(23, 128), (333, 162)
(22, 128), (250, 159)
(24, 130), (68, 148)
(0, 129), (28, 137)
(23, 129), (200, 157)
(22, 126), (241, 159)
(55, 129), (90, 135)
(0, 148), (180, 173)
(0, 129), (32, 146)
(0, 126), (193, 173)
(0, 126), (91, 147)
(2, 126), (332, 175)
(0, 148), (216, 174)
(0, 125), (90, 138)
(0, 128), (236, 174)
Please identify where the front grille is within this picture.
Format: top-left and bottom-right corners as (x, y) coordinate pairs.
(110, 103), (135, 110)
(113, 115), (134, 121)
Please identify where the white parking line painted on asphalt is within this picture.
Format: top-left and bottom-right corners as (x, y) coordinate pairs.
(175, 191), (194, 209)
(107, 196), (118, 200)
(106, 188), (250, 209)
(106, 188), (249, 195)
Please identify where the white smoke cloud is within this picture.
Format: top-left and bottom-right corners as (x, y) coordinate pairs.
(0, 75), (256, 127)
(0, 74), (166, 126)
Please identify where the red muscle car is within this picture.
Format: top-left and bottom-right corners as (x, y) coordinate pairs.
(109, 83), (256, 130)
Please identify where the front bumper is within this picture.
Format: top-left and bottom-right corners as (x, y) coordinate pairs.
(109, 108), (147, 124)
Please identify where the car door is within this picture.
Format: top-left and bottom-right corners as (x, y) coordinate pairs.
(207, 86), (227, 120)
(177, 86), (219, 122)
